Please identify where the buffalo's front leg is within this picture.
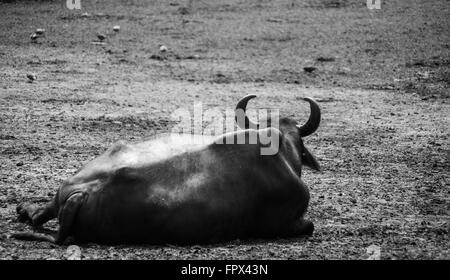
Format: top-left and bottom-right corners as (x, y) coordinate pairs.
(12, 192), (85, 244)
(17, 197), (58, 228)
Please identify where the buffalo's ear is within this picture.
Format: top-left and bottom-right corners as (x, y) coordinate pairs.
(301, 147), (321, 171)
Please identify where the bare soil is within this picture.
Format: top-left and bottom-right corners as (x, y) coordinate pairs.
(0, 0), (448, 259)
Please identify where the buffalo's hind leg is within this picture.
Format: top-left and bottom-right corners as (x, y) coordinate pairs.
(17, 196), (58, 228)
(283, 219), (314, 238)
(12, 193), (85, 245)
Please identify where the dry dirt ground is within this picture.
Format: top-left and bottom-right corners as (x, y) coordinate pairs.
(0, 0), (449, 259)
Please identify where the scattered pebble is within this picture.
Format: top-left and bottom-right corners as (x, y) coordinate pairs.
(35, 28), (45, 35)
(267, 18), (283, 23)
(26, 74), (36, 82)
(316, 56), (335, 62)
(97, 34), (106, 41)
(65, 245), (82, 260)
(30, 33), (38, 42)
(303, 67), (317, 73)
(366, 245), (381, 260)
(159, 45), (168, 52)
(178, 7), (190, 15)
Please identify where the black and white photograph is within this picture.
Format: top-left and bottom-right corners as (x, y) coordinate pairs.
(0, 0), (448, 263)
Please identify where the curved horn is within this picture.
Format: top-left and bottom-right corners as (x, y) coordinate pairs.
(296, 97), (321, 137)
(235, 94), (259, 129)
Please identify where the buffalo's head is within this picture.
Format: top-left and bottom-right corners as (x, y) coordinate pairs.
(235, 95), (321, 172)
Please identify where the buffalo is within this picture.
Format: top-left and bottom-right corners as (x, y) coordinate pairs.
(12, 95), (321, 245)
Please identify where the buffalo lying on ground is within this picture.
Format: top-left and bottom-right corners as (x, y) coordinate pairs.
(12, 95), (321, 245)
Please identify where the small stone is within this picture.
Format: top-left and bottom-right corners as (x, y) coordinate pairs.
(178, 7), (190, 15)
(26, 74), (37, 81)
(316, 56), (335, 62)
(303, 66), (317, 73)
(65, 245), (81, 260)
(35, 28), (45, 35)
(159, 45), (168, 53)
(113, 25), (120, 32)
(366, 245), (381, 260)
(97, 34), (106, 41)
(30, 33), (38, 41)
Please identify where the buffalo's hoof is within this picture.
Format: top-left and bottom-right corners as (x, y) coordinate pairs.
(300, 220), (314, 236)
